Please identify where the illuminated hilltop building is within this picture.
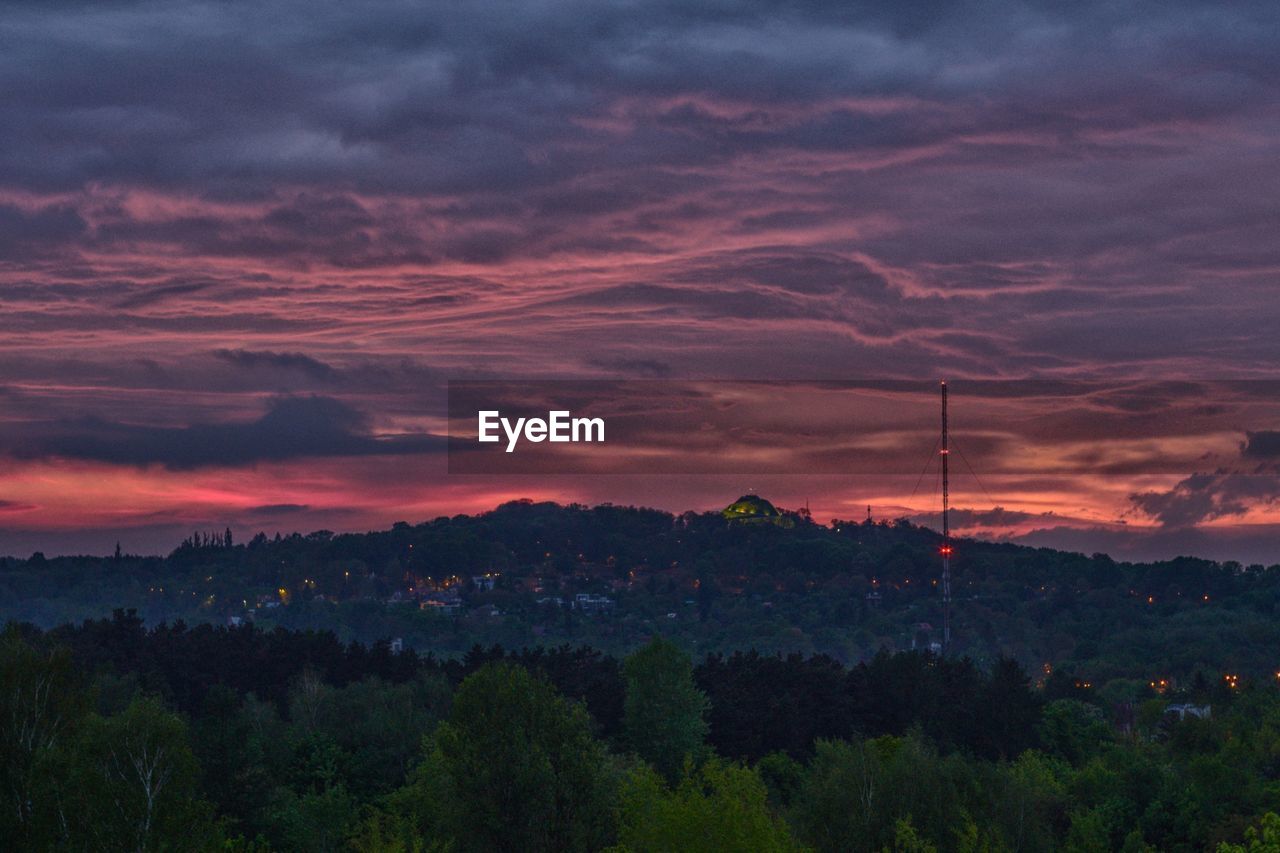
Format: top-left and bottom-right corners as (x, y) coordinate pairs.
(722, 494), (794, 527)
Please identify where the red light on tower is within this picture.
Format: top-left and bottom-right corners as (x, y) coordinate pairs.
(940, 545), (953, 556)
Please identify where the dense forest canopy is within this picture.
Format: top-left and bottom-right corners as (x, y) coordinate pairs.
(5, 618), (1280, 851)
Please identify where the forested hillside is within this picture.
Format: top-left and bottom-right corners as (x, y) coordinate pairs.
(4, 499), (1279, 685)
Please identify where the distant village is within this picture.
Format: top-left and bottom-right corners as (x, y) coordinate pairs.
(222, 494), (802, 638)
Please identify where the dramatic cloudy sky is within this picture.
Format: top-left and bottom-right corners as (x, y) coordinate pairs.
(2, 0), (1280, 559)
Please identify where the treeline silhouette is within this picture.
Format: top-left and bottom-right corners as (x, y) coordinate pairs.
(6, 613), (1280, 851)
(14, 610), (1039, 762)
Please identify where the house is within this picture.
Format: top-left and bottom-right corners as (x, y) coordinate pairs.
(1165, 703), (1211, 720)
(473, 603), (503, 620)
(421, 594), (464, 616)
(573, 593), (615, 613)
(471, 573), (498, 591)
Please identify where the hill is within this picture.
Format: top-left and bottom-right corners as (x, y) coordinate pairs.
(5, 498), (1279, 688)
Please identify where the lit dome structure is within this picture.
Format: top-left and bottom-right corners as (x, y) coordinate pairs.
(722, 494), (790, 526)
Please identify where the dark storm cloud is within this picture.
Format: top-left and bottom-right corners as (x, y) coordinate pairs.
(915, 507), (1051, 529)
(0, 396), (443, 468)
(1132, 469), (1280, 527)
(1129, 434), (1280, 528)
(249, 503), (312, 515)
(3, 0), (1277, 373)
(1243, 431), (1280, 460)
(213, 348), (338, 382)
(2, 1), (1276, 195)
(1014, 523), (1280, 566)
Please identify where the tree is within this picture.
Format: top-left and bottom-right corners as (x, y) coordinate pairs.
(0, 637), (89, 847)
(311, 673), (451, 797)
(66, 696), (220, 851)
(994, 751), (1069, 853)
(287, 667), (333, 736)
(622, 637), (710, 782)
(190, 685), (274, 838)
(882, 818), (937, 853)
(268, 783), (359, 853)
(789, 736), (967, 853)
(978, 657), (1042, 760)
(1037, 700), (1111, 767)
(609, 758), (804, 852)
(424, 662), (616, 852)
(1064, 808), (1111, 852)
(1219, 813), (1280, 853)
(757, 751), (805, 809)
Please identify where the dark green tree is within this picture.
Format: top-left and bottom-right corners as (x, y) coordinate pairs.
(623, 637), (710, 782)
(0, 637), (89, 848)
(424, 662), (617, 852)
(64, 696), (221, 851)
(610, 758), (804, 852)
(1037, 700), (1112, 766)
(789, 736), (967, 853)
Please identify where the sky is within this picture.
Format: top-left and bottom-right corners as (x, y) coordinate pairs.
(2, 0), (1280, 560)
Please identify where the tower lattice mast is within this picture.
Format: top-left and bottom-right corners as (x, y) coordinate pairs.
(940, 380), (952, 654)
